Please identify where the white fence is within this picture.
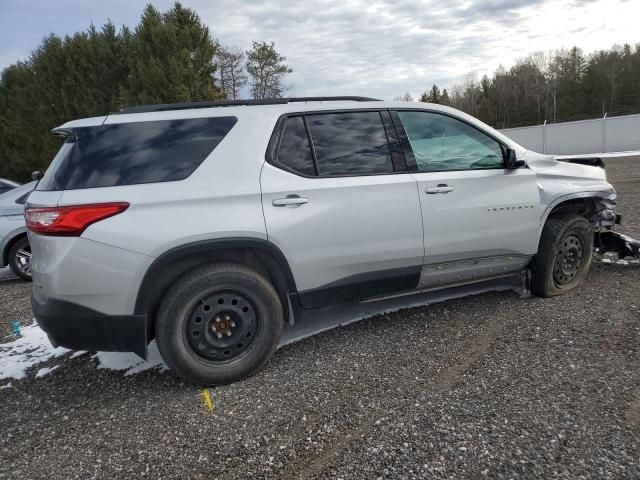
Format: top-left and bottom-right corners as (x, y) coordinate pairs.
(500, 113), (640, 155)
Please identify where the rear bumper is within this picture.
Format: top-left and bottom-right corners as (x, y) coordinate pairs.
(32, 288), (148, 359)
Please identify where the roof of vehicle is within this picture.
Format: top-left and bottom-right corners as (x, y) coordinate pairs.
(52, 97), (524, 153)
(56, 99), (471, 127)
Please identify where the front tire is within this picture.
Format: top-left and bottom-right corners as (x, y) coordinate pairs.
(8, 236), (32, 282)
(531, 215), (593, 297)
(155, 263), (283, 386)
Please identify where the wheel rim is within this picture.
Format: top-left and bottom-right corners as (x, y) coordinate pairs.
(185, 290), (259, 361)
(553, 234), (584, 286)
(15, 245), (32, 277)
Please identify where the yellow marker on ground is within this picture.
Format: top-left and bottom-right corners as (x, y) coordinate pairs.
(202, 388), (215, 412)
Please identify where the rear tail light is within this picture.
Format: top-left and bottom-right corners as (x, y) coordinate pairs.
(25, 202), (129, 236)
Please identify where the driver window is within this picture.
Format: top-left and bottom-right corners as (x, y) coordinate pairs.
(396, 111), (504, 172)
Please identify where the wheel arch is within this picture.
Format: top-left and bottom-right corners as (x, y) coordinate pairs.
(134, 238), (298, 339)
(2, 229), (28, 267)
(538, 191), (613, 238)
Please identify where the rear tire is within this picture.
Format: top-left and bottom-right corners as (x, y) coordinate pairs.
(8, 236), (32, 282)
(531, 215), (593, 297)
(155, 263), (283, 386)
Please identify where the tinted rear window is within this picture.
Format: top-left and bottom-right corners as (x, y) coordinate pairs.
(38, 116), (237, 190)
(306, 112), (393, 176)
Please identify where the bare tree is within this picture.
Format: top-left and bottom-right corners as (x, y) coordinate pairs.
(216, 43), (247, 100)
(462, 72), (479, 115)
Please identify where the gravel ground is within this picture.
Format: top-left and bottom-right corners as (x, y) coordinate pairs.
(0, 269), (31, 341)
(1, 157), (639, 479)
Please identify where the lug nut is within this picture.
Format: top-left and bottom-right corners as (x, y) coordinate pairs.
(230, 321), (236, 328)
(216, 333), (223, 339)
(225, 315), (230, 321)
(226, 331), (232, 337)
(215, 317), (220, 323)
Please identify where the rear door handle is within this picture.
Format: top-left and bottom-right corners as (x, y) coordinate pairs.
(272, 195), (309, 207)
(425, 184), (454, 194)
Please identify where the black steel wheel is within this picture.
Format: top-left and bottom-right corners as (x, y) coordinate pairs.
(185, 291), (259, 362)
(552, 234), (584, 286)
(155, 263), (283, 385)
(531, 215), (593, 297)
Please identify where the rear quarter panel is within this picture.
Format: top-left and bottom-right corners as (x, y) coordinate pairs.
(55, 110), (276, 258)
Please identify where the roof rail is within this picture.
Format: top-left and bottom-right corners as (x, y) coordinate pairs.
(117, 96), (381, 114)
(288, 96), (381, 103)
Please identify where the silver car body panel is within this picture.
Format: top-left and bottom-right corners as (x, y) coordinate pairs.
(260, 163), (424, 291)
(413, 167), (541, 264)
(29, 234), (152, 315)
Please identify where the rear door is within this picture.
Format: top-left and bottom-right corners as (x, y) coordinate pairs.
(391, 109), (540, 286)
(260, 110), (424, 308)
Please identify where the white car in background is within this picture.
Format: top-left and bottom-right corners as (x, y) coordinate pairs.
(0, 181), (36, 280)
(0, 178), (20, 195)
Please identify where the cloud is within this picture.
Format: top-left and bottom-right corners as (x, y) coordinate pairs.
(1, 0), (638, 99)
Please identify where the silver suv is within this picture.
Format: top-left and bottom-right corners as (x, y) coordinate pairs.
(26, 97), (630, 385)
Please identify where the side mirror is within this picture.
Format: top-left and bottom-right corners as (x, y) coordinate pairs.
(31, 170), (42, 181)
(504, 148), (525, 169)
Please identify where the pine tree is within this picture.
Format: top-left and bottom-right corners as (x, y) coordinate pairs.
(121, 2), (222, 105)
(429, 84), (441, 103)
(440, 89), (450, 106)
(245, 41), (291, 99)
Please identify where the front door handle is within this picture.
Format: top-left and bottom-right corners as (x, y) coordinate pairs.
(272, 195), (309, 207)
(425, 184), (454, 194)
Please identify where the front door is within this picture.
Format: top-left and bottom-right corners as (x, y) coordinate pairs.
(392, 109), (540, 287)
(260, 110), (424, 308)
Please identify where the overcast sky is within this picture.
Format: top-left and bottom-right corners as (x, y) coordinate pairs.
(0, 0), (638, 99)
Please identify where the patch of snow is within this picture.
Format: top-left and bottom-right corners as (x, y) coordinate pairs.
(95, 341), (167, 376)
(35, 365), (60, 378)
(0, 322), (68, 380)
(1, 382), (12, 389)
(0, 323), (168, 381)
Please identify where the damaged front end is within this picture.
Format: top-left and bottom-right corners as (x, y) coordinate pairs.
(592, 195), (640, 260)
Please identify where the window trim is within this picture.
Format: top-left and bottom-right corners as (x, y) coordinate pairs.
(390, 109), (511, 174)
(265, 108), (411, 179)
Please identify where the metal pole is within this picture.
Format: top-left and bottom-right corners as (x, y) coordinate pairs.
(542, 120), (547, 154)
(602, 112), (607, 153)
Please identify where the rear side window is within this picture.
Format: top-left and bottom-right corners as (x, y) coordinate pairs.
(306, 112), (393, 176)
(38, 116), (237, 190)
(276, 116), (316, 176)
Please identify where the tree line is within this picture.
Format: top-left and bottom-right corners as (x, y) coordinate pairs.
(0, 2), (291, 182)
(401, 43), (640, 130)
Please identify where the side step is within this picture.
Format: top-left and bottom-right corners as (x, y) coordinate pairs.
(279, 273), (524, 347)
